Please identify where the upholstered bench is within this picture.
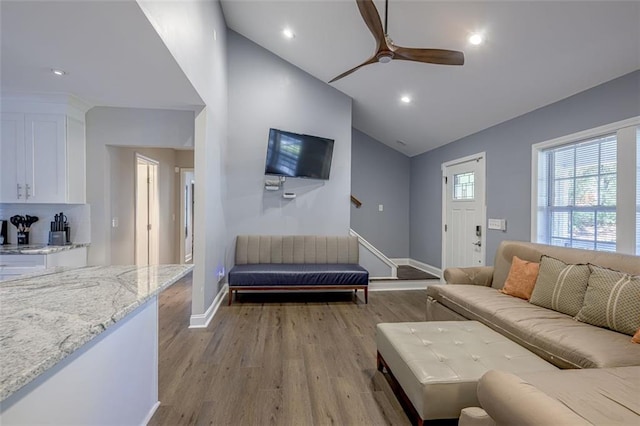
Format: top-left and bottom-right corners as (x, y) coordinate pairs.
(228, 235), (369, 304)
(376, 321), (558, 424)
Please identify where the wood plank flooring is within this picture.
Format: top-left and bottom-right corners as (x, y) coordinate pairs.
(150, 274), (428, 425)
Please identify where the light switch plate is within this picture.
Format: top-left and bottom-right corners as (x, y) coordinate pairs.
(488, 218), (506, 231)
(378, 204), (384, 212)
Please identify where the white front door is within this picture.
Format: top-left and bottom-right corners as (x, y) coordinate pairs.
(442, 153), (486, 270)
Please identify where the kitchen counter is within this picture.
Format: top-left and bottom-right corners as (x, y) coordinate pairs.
(0, 243), (90, 255)
(0, 264), (193, 402)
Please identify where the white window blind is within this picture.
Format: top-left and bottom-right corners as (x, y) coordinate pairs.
(538, 134), (617, 251)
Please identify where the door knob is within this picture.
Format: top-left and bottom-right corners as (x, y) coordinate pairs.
(472, 241), (482, 247)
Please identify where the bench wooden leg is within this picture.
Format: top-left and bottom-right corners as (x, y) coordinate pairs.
(377, 351), (384, 372)
(228, 289), (233, 306)
(365, 287), (368, 304)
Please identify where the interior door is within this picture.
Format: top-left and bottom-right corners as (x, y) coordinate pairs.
(135, 154), (159, 266)
(443, 155), (486, 270)
(179, 169), (194, 264)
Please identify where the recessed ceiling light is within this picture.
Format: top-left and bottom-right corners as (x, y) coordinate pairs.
(469, 33), (484, 45)
(282, 28), (295, 39)
(400, 95), (412, 104)
(51, 68), (66, 76)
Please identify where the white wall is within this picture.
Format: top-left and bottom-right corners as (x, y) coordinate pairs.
(137, 0), (229, 320)
(226, 31), (352, 260)
(85, 107), (194, 265)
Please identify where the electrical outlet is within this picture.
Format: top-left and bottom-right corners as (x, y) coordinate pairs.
(378, 204), (384, 212)
(112, 217), (118, 228)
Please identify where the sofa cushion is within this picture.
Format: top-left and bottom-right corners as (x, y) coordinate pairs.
(517, 367), (640, 425)
(575, 265), (640, 336)
(476, 370), (592, 426)
(529, 256), (590, 317)
(500, 256), (539, 300)
(427, 284), (640, 368)
(228, 263), (369, 286)
(235, 235), (359, 265)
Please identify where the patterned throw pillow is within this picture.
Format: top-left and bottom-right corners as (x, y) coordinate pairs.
(575, 265), (640, 336)
(501, 256), (540, 300)
(529, 256), (591, 316)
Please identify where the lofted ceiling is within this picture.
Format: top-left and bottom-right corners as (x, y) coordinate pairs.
(0, 0), (203, 111)
(221, 0), (640, 156)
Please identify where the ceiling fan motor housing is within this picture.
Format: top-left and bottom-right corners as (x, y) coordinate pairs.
(377, 51), (393, 63)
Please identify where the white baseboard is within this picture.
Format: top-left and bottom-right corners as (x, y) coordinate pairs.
(408, 259), (442, 278)
(379, 258), (442, 281)
(189, 284), (228, 328)
(141, 401), (160, 426)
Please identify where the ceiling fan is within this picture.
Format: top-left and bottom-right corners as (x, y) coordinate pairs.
(329, 0), (464, 83)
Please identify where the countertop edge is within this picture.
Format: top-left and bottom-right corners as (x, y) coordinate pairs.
(0, 264), (193, 402)
(0, 243), (90, 255)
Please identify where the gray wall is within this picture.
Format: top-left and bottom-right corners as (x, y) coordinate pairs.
(410, 70), (640, 267)
(226, 31), (352, 261)
(86, 107), (195, 266)
(351, 129), (410, 258)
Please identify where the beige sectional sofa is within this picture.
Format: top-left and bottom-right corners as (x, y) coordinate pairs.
(427, 240), (640, 369)
(427, 240), (640, 424)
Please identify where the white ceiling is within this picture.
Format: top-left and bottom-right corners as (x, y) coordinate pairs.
(0, 0), (203, 111)
(222, 0), (640, 156)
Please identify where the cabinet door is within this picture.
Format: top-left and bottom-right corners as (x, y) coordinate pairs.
(24, 114), (66, 203)
(0, 113), (26, 202)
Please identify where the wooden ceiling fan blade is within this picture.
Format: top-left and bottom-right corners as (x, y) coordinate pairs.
(393, 46), (465, 66)
(356, 0), (387, 51)
(329, 56), (378, 83)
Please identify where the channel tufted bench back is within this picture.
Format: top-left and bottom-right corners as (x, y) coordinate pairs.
(235, 235), (359, 265)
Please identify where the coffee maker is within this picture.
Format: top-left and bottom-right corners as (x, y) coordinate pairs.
(1, 220), (8, 245)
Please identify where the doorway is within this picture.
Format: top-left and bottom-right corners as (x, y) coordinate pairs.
(135, 154), (159, 266)
(441, 153), (486, 271)
(179, 168), (195, 264)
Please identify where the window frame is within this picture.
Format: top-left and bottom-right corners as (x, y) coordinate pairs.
(531, 116), (640, 255)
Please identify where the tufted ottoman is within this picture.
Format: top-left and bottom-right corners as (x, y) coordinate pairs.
(376, 321), (558, 424)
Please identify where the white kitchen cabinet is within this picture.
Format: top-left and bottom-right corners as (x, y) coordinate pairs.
(0, 98), (86, 204)
(0, 247), (87, 281)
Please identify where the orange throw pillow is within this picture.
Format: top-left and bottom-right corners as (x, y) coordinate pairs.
(501, 256), (540, 300)
(633, 328), (640, 344)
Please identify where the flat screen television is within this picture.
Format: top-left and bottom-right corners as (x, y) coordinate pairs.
(264, 128), (334, 180)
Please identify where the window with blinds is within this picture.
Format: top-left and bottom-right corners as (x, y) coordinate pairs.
(538, 134), (617, 251)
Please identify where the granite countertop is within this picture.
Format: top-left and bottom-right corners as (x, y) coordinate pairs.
(0, 264), (193, 401)
(0, 243), (90, 255)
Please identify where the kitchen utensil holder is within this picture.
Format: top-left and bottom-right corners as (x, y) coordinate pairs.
(17, 232), (29, 245)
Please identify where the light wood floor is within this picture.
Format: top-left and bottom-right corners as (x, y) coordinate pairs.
(149, 274), (428, 425)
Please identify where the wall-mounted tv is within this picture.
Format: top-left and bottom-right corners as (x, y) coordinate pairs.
(264, 128), (334, 180)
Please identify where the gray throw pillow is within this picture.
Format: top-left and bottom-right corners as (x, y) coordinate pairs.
(529, 256), (590, 316)
(575, 265), (640, 336)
